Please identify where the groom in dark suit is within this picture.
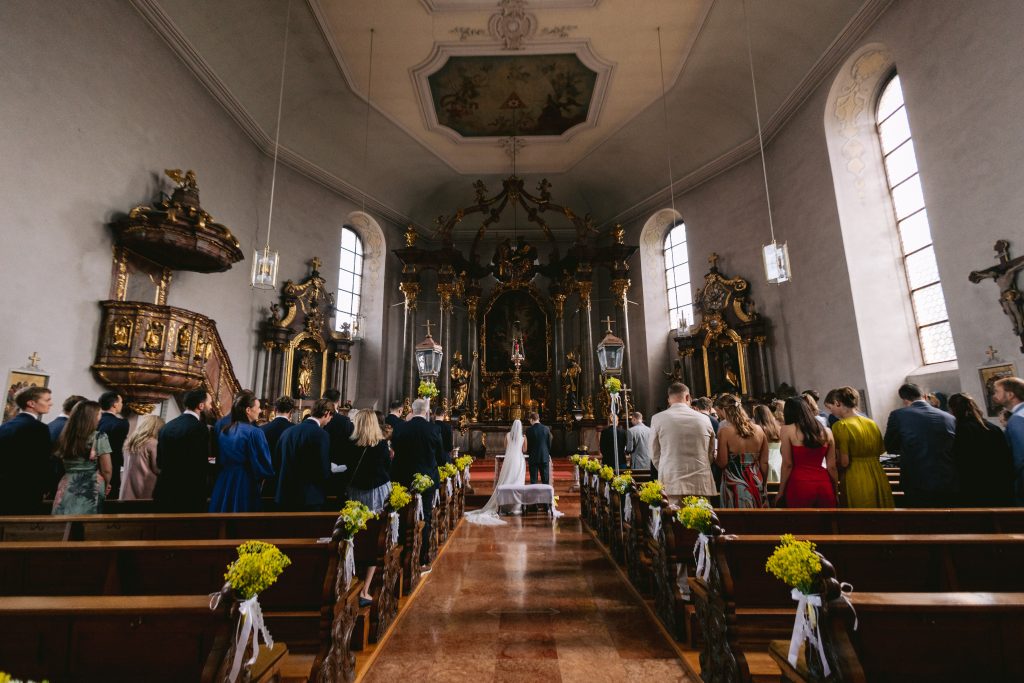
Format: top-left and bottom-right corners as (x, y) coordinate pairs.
(525, 412), (551, 485)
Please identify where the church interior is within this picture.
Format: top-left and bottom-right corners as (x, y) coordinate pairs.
(2, 0), (1024, 681)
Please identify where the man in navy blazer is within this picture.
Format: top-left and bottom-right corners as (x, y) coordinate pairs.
(524, 412), (552, 485)
(884, 383), (958, 507)
(433, 408), (454, 465)
(154, 389), (213, 512)
(97, 391), (129, 499)
(384, 400), (405, 439)
(0, 386), (53, 515)
(390, 398), (444, 569)
(275, 399), (334, 511)
(260, 396), (295, 495)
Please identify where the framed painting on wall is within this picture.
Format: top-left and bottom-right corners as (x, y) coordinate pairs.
(4, 368), (50, 423)
(979, 362), (1017, 417)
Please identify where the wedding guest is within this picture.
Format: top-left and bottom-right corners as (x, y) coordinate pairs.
(778, 397), (838, 508)
(48, 394), (86, 444)
(390, 398), (443, 572)
(691, 398), (720, 435)
(993, 377), (1024, 504)
(120, 414), (165, 500)
(154, 389), (213, 512)
(53, 400), (111, 515)
(600, 414), (628, 471)
(97, 391), (129, 499)
(884, 383), (958, 507)
(323, 388), (354, 495)
(625, 411), (652, 472)
(752, 404), (782, 483)
(650, 382), (716, 505)
(826, 387), (893, 508)
(715, 394), (768, 508)
(0, 385), (53, 515)
(948, 392), (1014, 507)
(260, 396), (295, 494)
(433, 408), (454, 465)
(801, 389), (832, 428)
(275, 399), (333, 511)
(525, 412), (552, 485)
(384, 400), (404, 438)
(208, 392), (273, 512)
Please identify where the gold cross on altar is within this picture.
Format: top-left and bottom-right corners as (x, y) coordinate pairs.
(27, 352), (41, 369)
(601, 316), (615, 334)
(422, 320), (435, 337)
(708, 253), (720, 269)
(985, 345), (999, 362)
(311, 256), (322, 272)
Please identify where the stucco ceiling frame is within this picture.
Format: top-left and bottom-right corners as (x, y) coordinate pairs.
(410, 40), (614, 148)
(420, 0), (600, 11)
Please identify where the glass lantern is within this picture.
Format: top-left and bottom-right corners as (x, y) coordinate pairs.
(251, 245), (279, 290)
(762, 241), (791, 284)
(415, 331), (444, 381)
(596, 330), (625, 376)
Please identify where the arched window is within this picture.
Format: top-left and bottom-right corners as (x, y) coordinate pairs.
(335, 226), (363, 332)
(663, 221), (693, 331)
(876, 74), (955, 364)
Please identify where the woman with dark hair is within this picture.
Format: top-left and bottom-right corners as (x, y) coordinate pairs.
(752, 404), (783, 483)
(777, 397), (838, 507)
(53, 400), (112, 515)
(825, 387), (893, 508)
(208, 392), (274, 512)
(948, 393), (1014, 506)
(715, 395), (768, 508)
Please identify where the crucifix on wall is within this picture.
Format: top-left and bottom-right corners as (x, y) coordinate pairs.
(969, 239), (1024, 352)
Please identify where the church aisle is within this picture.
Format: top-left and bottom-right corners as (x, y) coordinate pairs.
(363, 516), (695, 682)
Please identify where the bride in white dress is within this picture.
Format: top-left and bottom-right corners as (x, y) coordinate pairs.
(464, 420), (527, 526)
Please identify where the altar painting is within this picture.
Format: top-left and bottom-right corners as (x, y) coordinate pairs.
(482, 289), (549, 374)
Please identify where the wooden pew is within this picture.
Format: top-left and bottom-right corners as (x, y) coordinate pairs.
(353, 512), (404, 645)
(400, 494), (426, 595)
(689, 532), (1024, 682)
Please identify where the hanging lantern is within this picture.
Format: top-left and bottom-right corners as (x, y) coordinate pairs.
(251, 245), (280, 290)
(762, 241), (792, 284)
(415, 323), (444, 382)
(596, 320), (625, 377)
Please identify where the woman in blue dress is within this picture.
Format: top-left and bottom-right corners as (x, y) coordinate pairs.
(209, 391), (273, 512)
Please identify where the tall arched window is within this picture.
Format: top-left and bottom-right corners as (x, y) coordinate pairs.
(335, 226), (363, 332)
(876, 74), (955, 364)
(664, 222), (693, 331)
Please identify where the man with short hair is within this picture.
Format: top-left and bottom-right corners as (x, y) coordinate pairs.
(391, 398), (444, 571)
(433, 408), (454, 465)
(994, 377), (1024, 505)
(275, 399), (334, 511)
(154, 389), (213, 512)
(322, 389), (354, 496)
(97, 390), (129, 499)
(625, 411), (652, 471)
(385, 400), (405, 438)
(260, 396), (296, 495)
(0, 386), (53, 514)
(524, 411), (552, 485)
(884, 382), (958, 507)
(48, 394), (86, 444)
(650, 382), (716, 505)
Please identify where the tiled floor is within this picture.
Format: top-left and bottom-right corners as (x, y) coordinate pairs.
(363, 516), (695, 682)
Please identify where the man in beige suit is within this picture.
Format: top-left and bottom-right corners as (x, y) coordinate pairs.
(650, 382), (717, 504)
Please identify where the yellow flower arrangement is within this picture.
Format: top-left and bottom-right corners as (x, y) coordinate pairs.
(454, 454), (474, 471)
(0, 674), (47, 683)
(338, 500), (377, 539)
(638, 480), (665, 506)
(569, 453), (583, 465)
(676, 496), (714, 533)
(605, 377), (622, 394)
(611, 472), (633, 494)
(581, 457), (602, 474)
(411, 472), (434, 493)
(598, 464), (615, 481)
(224, 541), (292, 600)
(765, 534), (823, 595)
(389, 483), (412, 510)
(438, 463), (458, 481)
(417, 380), (439, 399)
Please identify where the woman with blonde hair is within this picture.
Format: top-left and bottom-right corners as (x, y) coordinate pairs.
(752, 404), (783, 483)
(346, 409), (392, 512)
(120, 415), (165, 500)
(715, 394), (768, 508)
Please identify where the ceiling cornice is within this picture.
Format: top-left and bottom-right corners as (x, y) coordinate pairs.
(129, 0), (422, 231)
(601, 0), (896, 230)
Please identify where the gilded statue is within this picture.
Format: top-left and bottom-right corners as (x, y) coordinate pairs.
(111, 317), (133, 348)
(663, 356), (684, 383)
(450, 350), (470, 410)
(175, 325), (191, 356)
(404, 224), (418, 247)
(297, 350), (315, 398)
(143, 321), (165, 352)
(561, 350), (581, 410)
(164, 168), (198, 189)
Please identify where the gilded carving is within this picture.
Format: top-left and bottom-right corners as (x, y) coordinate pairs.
(450, 351), (470, 410)
(142, 321), (166, 353)
(110, 317), (134, 349)
(174, 325), (191, 357)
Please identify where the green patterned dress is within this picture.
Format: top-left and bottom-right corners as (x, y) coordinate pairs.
(52, 431), (111, 515)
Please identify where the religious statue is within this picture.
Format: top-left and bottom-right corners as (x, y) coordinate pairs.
(143, 321), (165, 353)
(561, 351), (581, 410)
(110, 317), (133, 348)
(491, 237), (538, 283)
(165, 168), (198, 189)
(663, 356), (684, 383)
(450, 351), (470, 411)
(404, 224), (418, 247)
(175, 325), (191, 357)
(969, 239), (1024, 351)
(297, 350), (315, 398)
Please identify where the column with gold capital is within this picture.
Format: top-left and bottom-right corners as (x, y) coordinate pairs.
(575, 264), (595, 419)
(437, 269), (458, 411)
(399, 277), (420, 404)
(464, 282), (481, 422)
(550, 282), (567, 418)
(610, 275), (633, 395)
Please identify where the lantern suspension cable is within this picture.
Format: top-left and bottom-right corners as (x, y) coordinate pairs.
(742, 0), (775, 244)
(361, 28), (376, 215)
(656, 26), (677, 219)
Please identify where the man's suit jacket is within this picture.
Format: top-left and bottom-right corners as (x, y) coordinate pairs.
(98, 412), (129, 464)
(525, 422), (552, 465)
(650, 403), (716, 496)
(324, 412), (354, 465)
(384, 413), (405, 438)
(260, 417), (294, 472)
(47, 416), (68, 444)
(275, 419), (331, 509)
(433, 420), (454, 464)
(0, 413), (51, 514)
(390, 416), (443, 487)
(600, 426), (628, 471)
(154, 413), (211, 511)
(884, 400), (957, 495)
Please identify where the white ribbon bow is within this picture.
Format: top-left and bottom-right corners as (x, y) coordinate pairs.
(693, 532), (710, 582)
(465, 467), (471, 482)
(455, 471), (462, 487)
(623, 493), (632, 522)
(342, 539), (356, 592)
(604, 483), (611, 503)
(788, 589), (829, 676)
(414, 493), (424, 522)
(446, 478), (453, 498)
(389, 511), (400, 546)
(229, 595), (274, 682)
(433, 489), (440, 507)
(648, 506), (662, 539)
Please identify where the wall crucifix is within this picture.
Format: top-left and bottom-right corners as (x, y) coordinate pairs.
(969, 239), (1024, 352)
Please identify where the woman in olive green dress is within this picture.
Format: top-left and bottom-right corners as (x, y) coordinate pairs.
(52, 400), (112, 515)
(826, 387), (894, 508)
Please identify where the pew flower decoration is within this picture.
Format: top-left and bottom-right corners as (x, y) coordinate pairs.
(612, 472), (634, 521)
(455, 454), (474, 471)
(598, 465), (615, 482)
(677, 497), (714, 581)
(638, 480), (665, 538)
(438, 462), (458, 497)
(389, 483), (412, 511)
(0, 674), (48, 683)
(219, 541), (292, 681)
(336, 501), (376, 592)
(411, 473), (434, 522)
(604, 377), (622, 395)
(417, 380), (439, 399)
(766, 535), (831, 676)
(569, 453), (583, 465)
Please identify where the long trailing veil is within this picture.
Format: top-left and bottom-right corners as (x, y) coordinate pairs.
(464, 419), (525, 526)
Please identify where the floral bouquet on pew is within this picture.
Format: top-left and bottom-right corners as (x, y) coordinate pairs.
(677, 497), (714, 581)
(411, 473), (434, 523)
(581, 457), (602, 487)
(438, 462), (458, 498)
(611, 471), (633, 495)
(454, 454), (474, 486)
(638, 480), (666, 538)
(0, 673), (48, 683)
(216, 541), (292, 681)
(387, 483), (412, 545)
(335, 501), (376, 592)
(569, 453), (584, 466)
(598, 465), (615, 482)
(766, 535), (832, 676)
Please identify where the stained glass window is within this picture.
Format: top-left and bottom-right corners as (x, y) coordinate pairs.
(335, 226), (363, 332)
(664, 222), (693, 331)
(876, 74), (955, 363)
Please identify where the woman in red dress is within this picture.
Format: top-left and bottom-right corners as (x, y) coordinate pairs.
(777, 397), (838, 507)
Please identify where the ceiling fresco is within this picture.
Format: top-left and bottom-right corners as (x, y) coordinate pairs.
(427, 53), (597, 138)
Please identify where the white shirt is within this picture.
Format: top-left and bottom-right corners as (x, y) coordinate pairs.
(184, 410), (202, 421)
(18, 410), (42, 421)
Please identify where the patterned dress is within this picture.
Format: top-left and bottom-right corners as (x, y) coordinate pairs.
(720, 452), (766, 508)
(52, 432), (111, 515)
